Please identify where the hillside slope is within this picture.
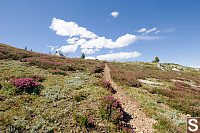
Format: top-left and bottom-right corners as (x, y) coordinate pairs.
(0, 43), (199, 132)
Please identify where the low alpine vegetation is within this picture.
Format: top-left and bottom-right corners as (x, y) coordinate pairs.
(99, 95), (124, 125)
(74, 91), (88, 102)
(73, 113), (95, 129)
(10, 78), (40, 94)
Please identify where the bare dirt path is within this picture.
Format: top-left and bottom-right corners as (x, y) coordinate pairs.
(103, 64), (156, 133)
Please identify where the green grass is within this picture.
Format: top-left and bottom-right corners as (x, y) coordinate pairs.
(0, 60), (112, 132)
(107, 61), (200, 132)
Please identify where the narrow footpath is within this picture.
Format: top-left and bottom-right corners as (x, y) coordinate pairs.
(103, 64), (156, 133)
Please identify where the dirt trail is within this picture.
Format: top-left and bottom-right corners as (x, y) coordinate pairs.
(103, 64), (156, 133)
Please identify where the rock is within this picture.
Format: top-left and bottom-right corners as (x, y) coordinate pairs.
(157, 64), (162, 68)
(186, 114), (191, 117)
(172, 68), (180, 71)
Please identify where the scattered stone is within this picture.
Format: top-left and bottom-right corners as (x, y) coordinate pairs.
(186, 114), (191, 117)
(157, 64), (162, 68)
(172, 68), (180, 71)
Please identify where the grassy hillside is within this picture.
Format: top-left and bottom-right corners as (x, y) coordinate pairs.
(0, 44), (115, 132)
(0, 43), (199, 132)
(108, 61), (200, 132)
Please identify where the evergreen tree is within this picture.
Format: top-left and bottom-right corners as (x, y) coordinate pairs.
(153, 56), (160, 63)
(25, 46), (27, 50)
(81, 53), (85, 59)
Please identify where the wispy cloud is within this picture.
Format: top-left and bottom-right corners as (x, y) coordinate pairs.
(48, 46), (58, 51)
(138, 28), (146, 33)
(136, 35), (164, 40)
(96, 51), (141, 61)
(162, 28), (176, 33)
(110, 11), (119, 18)
(138, 27), (160, 34)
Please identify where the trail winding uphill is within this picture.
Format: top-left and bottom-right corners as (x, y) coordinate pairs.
(103, 64), (156, 133)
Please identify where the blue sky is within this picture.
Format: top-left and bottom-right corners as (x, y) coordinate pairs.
(0, 0), (200, 67)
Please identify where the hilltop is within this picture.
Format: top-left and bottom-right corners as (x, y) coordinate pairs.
(0, 43), (199, 132)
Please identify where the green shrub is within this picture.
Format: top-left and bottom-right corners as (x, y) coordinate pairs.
(74, 92), (87, 102)
(73, 113), (94, 128)
(99, 95), (123, 125)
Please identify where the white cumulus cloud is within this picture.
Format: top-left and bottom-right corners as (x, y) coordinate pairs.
(49, 18), (97, 38)
(81, 48), (99, 54)
(59, 45), (78, 53)
(67, 37), (79, 44)
(50, 18), (137, 54)
(97, 51), (141, 61)
(85, 56), (96, 60)
(80, 34), (136, 49)
(110, 11), (119, 18)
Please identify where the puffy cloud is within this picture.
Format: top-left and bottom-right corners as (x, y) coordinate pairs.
(50, 18), (137, 53)
(97, 51), (141, 61)
(67, 37), (79, 44)
(81, 37), (108, 49)
(85, 56), (96, 60)
(110, 11), (119, 18)
(49, 18), (97, 38)
(59, 45), (78, 53)
(138, 28), (146, 33)
(113, 34), (136, 48)
(75, 38), (87, 45)
(81, 48), (99, 54)
(80, 34), (136, 49)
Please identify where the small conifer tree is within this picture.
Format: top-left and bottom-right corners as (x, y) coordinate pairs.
(81, 53), (85, 59)
(153, 56), (160, 63)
